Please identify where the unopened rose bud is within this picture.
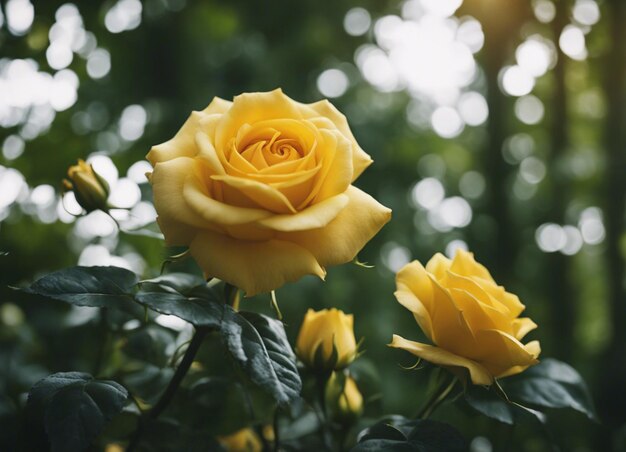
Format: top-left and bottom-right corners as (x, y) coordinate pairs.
(218, 428), (262, 452)
(63, 159), (110, 213)
(325, 373), (364, 423)
(296, 308), (357, 372)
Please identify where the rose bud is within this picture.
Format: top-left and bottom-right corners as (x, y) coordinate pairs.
(296, 308), (358, 372)
(217, 428), (262, 452)
(63, 159), (110, 213)
(325, 372), (364, 423)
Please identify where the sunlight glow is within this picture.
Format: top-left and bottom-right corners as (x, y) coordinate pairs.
(516, 37), (553, 78)
(356, 1), (484, 138)
(5, 0), (34, 36)
(573, 0), (600, 26)
(579, 208), (605, 245)
(515, 95), (545, 125)
(500, 65), (534, 97)
(411, 177), (445, 209)
(317, 69), (350, 98)
(344, 7), (371, 36)
(105, 0), (143, 34)
(533, 0), (556, 23)
(560, 25), (587, 61)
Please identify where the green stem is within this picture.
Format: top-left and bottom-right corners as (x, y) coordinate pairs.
(415, 376), (457, 419)
(273, 406), (280, 452)
(126, 326), (208, 451)
(316, 374), (334, 451)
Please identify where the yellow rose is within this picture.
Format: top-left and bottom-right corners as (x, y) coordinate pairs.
(146, 89), (391, 296)
(218, 428), (262, 452)
(296, 308), (357, 371)
(63, 159), (110, 213)
(390, 250), (540, 385)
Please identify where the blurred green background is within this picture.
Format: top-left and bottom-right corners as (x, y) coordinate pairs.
(1, 0), (625, 450)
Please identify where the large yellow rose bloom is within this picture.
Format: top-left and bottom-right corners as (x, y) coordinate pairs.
(390, 250), (540, 385)
(147, 89), (391, 296)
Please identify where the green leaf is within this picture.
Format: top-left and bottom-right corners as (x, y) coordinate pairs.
(354, 417), (466, 452)
(221, 310), (301, 405)
(406, 420), (467, 452)
(352, 439), (416, 451)
(184, 377), (254, 435)
(20, 266), (139, 313)
(463, 384), (545, 425)
(139, 273), (207, 295)
(123, 364), (174, 404)
(26, 372), (128, 452)
(133, 291), (224, 327)
(500, 358), (598, 421)
(123, 325), (176, 367)
(358, 419), (407, 443)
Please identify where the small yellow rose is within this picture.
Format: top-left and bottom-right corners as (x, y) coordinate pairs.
(63, 159), (110, 212)
(218, 428), (262, 452)
(146, 89), (391, 296)
(390, 250), (541, 385)
(296, 308), (358, 371)
(325, 373), (364, 422)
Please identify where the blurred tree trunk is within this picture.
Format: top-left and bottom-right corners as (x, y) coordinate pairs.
(459, 0), (531, 281)
(545, 0), (575, 362)
(598, 0), (626, 436)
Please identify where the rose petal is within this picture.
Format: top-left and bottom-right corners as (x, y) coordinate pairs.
(473, 329), (540, 377)
(195, 132), (226, 175)
(389, 334), (493, 385)
(215, 89), (304, 151)
(447, 288), (514, 336)
(444, 272), (512, 318)
(147, 111), (204, 166)
(183, 172), (272, 226)
(279, 186), (390, 266)
(156, 215), (199, 246)
(311, 130), (354, 204)
(396, 260), (475, 352)
(257, 193), (349, 232)
(203, 96), (232, 115)
(496, 339), (541, 379)
(189, 230), (326, 296)
(422, 273), (477, 356)
(211, 174), (297, 214)
(235, 118), (318, 155)
(425, 253), (452, 280)
(151, 157), (215, 229)
(511, 317), (538, 340)
(394, 289), (434, 342)
(305, 99), (373, 180)
(147, 97), (230, 165)
(450, 250), (494, 282)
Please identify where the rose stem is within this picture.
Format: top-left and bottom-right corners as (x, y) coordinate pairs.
(416, 376), (458, 419)
(273, 406), (281, 452)
(126, 326), (209, 451)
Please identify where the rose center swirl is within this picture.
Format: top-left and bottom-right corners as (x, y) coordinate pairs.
(238, 130), (305, 169)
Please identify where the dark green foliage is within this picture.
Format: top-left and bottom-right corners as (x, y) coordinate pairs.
(354, 416), (467, 452)
(222, 310), (302, 405)
(500, 359), (598, 421)
(463, 359), (597, 425)
(25, 372), (128, 452)
(20, 266), (138, 312)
